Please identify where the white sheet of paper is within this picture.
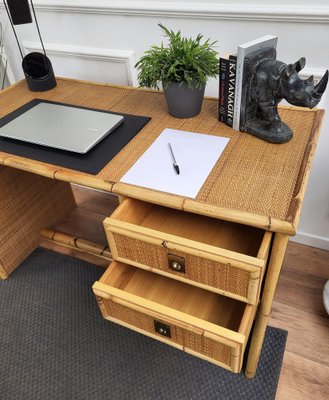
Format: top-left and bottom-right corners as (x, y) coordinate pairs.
(120, 128), (230, 198)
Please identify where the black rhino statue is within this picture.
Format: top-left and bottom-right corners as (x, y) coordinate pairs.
(240, 48), (328, 143)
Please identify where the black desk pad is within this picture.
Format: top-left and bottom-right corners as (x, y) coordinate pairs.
(0, 99), (151, 175)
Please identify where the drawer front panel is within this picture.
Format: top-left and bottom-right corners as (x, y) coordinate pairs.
(100, 298), (232, 369)
(112, 233), (252, 302)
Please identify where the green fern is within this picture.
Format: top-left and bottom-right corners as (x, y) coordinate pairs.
(135, 24), (218, 90)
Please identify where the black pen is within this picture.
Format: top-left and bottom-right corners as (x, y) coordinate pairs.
(168, 142), (180, 175)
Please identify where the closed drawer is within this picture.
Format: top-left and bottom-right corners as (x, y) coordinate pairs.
(93, 261), (257, 373)
(103, 198), (272, 305)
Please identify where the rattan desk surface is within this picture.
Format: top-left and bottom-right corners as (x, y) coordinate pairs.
(0, 78), (324, 235)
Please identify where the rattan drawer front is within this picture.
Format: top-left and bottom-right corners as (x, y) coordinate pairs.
(104, 198), (272, 305)
(100, 299), (232, 368)
(93, 262), (257, 373)
(112, 233), (251, 300)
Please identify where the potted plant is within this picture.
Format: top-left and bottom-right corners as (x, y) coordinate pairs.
(135, 24), (218, 118)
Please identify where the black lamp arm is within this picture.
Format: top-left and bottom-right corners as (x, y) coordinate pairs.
(3, 0), (47, 60)
(3, 0), (24, 59)
(29, 0), (47, 57)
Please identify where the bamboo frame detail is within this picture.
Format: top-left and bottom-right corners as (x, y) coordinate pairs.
(41, 228), (112, 261)
(245, 233), (289, 378)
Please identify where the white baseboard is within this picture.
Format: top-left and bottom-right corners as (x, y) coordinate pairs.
(290, 231), (329, 251)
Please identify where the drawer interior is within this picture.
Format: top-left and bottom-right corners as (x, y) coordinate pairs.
(101, 261), (248, 333)
(109, 198), (266, 257)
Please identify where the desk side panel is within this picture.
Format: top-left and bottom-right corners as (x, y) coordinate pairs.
(0, 166), (76, 278)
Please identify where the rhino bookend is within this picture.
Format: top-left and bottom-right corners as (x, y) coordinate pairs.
(240, 47), (328, 143)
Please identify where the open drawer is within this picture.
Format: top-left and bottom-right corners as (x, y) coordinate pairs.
(93, 261), (258, 373)
(103, 198), (272, 305)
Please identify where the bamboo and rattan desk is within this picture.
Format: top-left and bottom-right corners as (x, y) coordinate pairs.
(0, 78), (324, 378)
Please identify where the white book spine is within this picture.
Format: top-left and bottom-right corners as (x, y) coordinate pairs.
(232, 35), (278, 131)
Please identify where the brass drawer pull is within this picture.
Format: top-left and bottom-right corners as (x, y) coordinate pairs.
(168, 254), (186, 274)
(154, 320), (171, 338)
(171, 261), (183, 271)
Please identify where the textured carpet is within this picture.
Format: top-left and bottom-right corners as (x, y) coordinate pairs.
(0, 248), (287, 400)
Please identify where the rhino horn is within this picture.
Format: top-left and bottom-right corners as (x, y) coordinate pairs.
(312, 70), (329, 98)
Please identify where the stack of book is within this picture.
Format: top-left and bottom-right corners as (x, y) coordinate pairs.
(218, 35), (278, 131)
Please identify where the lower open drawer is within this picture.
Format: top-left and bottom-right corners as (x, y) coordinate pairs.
(93, 261), (257, 373)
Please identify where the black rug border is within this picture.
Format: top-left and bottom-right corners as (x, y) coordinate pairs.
(0, 248), (288, 400)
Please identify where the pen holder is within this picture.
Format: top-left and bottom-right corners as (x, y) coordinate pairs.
(22, 52), (57, 92)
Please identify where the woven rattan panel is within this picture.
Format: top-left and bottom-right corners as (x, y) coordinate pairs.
(194, 108), (315, 220)
(175, 326), (231, 366)
(104, 300), (180, 342)
(0, 79), (321, 228)
(104, 300), (232, 367)
(113, 233), (250, 300)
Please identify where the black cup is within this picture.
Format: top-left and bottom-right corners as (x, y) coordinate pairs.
(22, 52), (57, 92)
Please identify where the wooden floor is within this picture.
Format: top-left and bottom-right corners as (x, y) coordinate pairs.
(41, 185), (329, 400)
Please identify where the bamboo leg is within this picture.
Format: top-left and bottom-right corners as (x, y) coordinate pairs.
(0, 166), (76, 279)
(245, 232), (289, 378)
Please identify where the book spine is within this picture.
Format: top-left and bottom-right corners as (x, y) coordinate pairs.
(232, 53), (243, 131)
(239, 56), (251, 131)
(226, 55), (236, 127)
(218, 57), (229, 123)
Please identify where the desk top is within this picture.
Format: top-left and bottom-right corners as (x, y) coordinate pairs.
(0, 78), (324, 235)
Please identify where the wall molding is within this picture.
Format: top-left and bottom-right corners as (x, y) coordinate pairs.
(22, 1), (329, 23)
(23, 42), (137, 86)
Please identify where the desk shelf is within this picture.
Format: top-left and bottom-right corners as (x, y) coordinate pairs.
(40, 185), (117, 266)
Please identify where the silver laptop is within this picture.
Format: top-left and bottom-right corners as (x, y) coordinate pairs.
(0, 102), (124, 154)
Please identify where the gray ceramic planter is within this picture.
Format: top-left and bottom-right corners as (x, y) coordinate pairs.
(163, 82), (206, 118)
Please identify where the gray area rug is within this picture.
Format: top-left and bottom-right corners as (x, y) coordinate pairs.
(0, 248), (287, 400)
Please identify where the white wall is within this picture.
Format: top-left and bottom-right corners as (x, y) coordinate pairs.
(1, 0), (329, 249)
